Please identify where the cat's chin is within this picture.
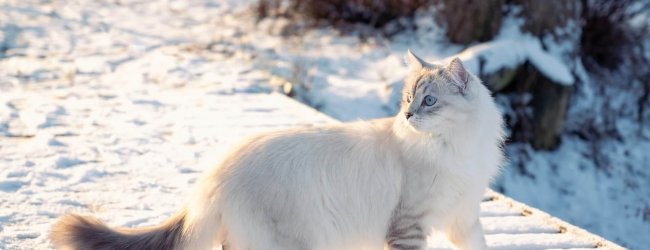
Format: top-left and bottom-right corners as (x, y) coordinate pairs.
(406, 120), (429, 134)
(405, 119), (445, 137)
(394, 117), (439, 139)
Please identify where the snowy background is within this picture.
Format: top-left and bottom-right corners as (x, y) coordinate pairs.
(1, 0), (649, 249)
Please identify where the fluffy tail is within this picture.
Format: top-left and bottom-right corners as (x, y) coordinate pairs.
(50, 211), (186, 250)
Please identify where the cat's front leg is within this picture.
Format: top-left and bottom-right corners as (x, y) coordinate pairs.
(445, 217), (487, 250)
(386, 222), (427, 250)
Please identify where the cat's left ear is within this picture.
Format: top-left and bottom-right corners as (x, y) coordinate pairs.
(406, 49), (427, 71)
(446, 57), (469, 90)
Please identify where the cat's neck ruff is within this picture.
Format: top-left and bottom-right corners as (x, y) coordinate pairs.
(390, 114), (481, 162)
(393, 118), (439, 156)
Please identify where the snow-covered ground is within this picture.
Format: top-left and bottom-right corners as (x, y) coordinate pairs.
(1, 0), (648, 249)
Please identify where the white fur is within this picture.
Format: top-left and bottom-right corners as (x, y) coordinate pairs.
(178, 54), (504, 250)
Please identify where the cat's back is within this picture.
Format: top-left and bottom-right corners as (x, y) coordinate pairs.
(235, 117), (397, 165)
(215, 117), (401, 190)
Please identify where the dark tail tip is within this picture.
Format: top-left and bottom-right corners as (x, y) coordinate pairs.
(50, 213), (185, 250)
(50, 214), (115, 249)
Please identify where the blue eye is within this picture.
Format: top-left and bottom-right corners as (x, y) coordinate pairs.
(423, 95), (436, 106)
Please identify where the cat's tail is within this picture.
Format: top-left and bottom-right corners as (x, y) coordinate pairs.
(50, 210), (188, 250)
(50, 173), (227, 250)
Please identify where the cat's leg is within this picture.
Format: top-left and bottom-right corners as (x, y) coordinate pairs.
(445, 216), (487, 250)
(386, 220), (427, 250)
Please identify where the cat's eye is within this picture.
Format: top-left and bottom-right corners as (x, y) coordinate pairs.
(406, 94), (412, 103)
(423, 95), (437, 106)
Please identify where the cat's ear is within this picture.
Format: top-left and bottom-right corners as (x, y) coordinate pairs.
(406, 49), (427, 71)
(445, 57), (468, 90)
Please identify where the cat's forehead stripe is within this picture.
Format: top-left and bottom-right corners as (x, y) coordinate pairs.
(409, 68), (450, 96)
(413, 75), (425, 93)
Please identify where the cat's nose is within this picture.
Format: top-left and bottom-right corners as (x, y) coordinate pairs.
(405, 112), (413, 120)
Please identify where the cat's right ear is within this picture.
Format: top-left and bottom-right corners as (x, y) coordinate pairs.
(445, 57), (469, 91)
(406, 49), (427, 71)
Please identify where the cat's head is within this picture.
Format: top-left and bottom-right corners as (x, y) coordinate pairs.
(398, 50), (488, 136)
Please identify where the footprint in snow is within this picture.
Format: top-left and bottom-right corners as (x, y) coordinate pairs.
(55, 157), (86, 169)
(0, 180), (26, 192)
(6, 170), (28, 178)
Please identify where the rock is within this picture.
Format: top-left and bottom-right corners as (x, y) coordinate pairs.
(513, 63), (572, 150)
(435, 0), (504, 44)
(512, 0), (580, 37)
(531, 78), (571, 150)
(482, 66), (518, 92)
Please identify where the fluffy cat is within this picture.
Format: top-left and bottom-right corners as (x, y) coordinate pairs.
(51, 50), (504, 250)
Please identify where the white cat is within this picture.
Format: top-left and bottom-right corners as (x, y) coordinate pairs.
(51, 50), (504, 250)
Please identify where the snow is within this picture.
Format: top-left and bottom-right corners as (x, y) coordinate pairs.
(454, 39), (574, 85)
(0, 90), (335, 248)
(445, 12), (574, 86)
(0, 0), (646, 249)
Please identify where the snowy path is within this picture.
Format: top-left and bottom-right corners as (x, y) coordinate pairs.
(0, 91), (335, 249)
(0, 2), (338, 248)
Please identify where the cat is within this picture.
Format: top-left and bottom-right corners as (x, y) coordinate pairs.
(50, 50), (504, 250)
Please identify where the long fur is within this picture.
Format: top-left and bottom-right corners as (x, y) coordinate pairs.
(50, 211), (186, 250)
(50, 52), (504, 250)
